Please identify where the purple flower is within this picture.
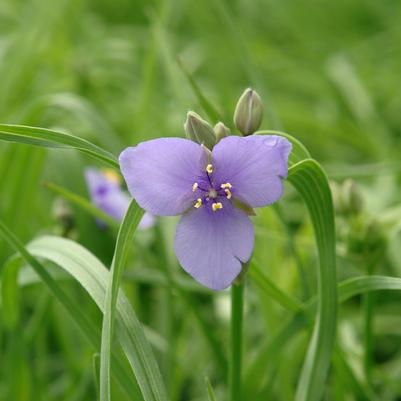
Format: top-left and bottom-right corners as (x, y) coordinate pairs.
(119, 135), (291, 290)
(84, 168), (155, 230)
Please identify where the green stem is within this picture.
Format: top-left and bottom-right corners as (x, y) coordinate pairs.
(363, 289), (375, 386)
(229, 281), (244, 401)
(362, 252), (380, 388)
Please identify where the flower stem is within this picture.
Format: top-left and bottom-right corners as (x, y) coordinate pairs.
(229, 280), (244, 401)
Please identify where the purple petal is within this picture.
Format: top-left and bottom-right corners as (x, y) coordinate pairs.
(119, 138), (206, 216)
(84, 168), (155, 229)
(174, 202), (254, 290)
(211, 135), (292, 208)
(85, 168), (119, 197)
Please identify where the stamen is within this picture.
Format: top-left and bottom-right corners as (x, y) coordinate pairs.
(103, 169), (121, 184)
(225, 189), (232, 199)
(220, 182), (232, 189)
(212, 202), (223, 211)
(194, 198), (203, 209)
(206, 164), (213, 174)
(192, 182), (199, 192)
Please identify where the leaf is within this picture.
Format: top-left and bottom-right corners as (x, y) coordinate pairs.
(338, 275), (401, 302)
(0, 220), (142, 400)
(245, 272), (401, 396)
(0, 221), (167, 401)
(248, 260), (304, 312)
(0, 256), (23, 329)
(287, 159), (337, 401)
(100, 200), (144, 401)
(205, 377), (218, 401)
(0, 123), (119, 168)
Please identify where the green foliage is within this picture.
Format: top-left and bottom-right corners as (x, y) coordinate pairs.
(1, 0), (401, 400)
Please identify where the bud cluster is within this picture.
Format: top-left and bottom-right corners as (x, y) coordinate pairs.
(183, 88), (264, 149)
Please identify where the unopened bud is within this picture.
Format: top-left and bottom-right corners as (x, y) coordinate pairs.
(214, 122), (230, 143)
(184, 111), (216, 150)
(233, 88), (263, 136)
(342, 179), (364, 215)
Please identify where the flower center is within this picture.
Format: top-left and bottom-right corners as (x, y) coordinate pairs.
(208, 188), (218, 199)
(191, 164), (232, 212)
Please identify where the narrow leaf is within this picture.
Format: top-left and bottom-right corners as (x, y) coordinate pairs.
(100, 200), (144, 401)
(0, 123), (118, 168)
(288, 159), (337, 401)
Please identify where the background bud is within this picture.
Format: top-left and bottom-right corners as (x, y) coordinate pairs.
(214, 122), (230, 143)
(233, 88), (263, 136)
(342, 179), (364, 215)
(184, 111), (216, 150)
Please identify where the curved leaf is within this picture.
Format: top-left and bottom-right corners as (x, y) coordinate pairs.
(0, 124), (118, 168)
(26, 235), (168, 401)
(287, 159), (337, 401)
(100, 200), (145, 401)
(0, 220), (142, 400)
(0, 221), (167, 401)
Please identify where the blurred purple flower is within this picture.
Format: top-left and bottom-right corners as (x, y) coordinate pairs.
(84, 168), (155, 230)
(119, 135), (291, 290)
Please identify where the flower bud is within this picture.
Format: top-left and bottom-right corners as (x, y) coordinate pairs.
(184, 111), (216, 150)
(214, 122), (230, 143)
(342, 179), (364, 215)
(233, 88), (263, 136)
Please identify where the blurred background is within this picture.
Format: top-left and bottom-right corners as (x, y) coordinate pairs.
(1, 0), (401, 400)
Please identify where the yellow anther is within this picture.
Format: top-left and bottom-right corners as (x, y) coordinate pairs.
(102, 169), (121, 184)
(206, 164), (213, 174)
(212, 202), (223, 211)
(225, 189), (232, 199)
(194, 198), (203, 209)
(220, 183), (232, 189)
(192, 182), (199, 192)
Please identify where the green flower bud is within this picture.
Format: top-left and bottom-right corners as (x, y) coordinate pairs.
(214, 122), (230, 143)
(342, 179), (364, 215)
(233, 88), (263, 136)
(184, 111), (216, 150)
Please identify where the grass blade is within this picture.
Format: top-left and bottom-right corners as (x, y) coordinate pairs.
(24, 235), (168, 401)
(0, 124), (118, 168)
(205, 377), (218, 401)
(100, 200), (144, 401)
(0, 220), (141, 399)
(287, 159), (337, 401)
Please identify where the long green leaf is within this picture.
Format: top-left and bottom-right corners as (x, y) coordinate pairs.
(24, 235), (168, 401)
(0, 220), (141, 400)
(245, 274), (401, 395)
(100, 200), (144, 401)
(205, 377), (218, 401)
(287, 159), (337, 401)
(0, 124), (118, 168)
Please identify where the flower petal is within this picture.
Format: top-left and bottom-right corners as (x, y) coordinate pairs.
(174, 202), (254, 290)
(85, 168), (154, 229)
(211, 135), (292, 208)
(119, 138), (207, 216)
